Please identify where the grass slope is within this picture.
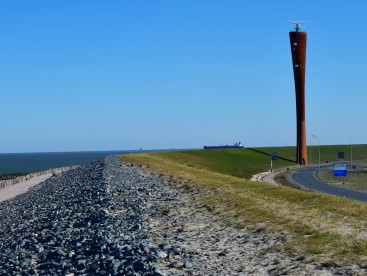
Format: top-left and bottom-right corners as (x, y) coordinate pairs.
(302, 144), (367, 164)
(121, 146), (367, 264)
(147, 148), (296, 179)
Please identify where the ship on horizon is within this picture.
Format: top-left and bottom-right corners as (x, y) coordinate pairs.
(203, 141), (243, 150)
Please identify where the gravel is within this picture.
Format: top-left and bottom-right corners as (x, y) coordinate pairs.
(0, 155), (364, 275)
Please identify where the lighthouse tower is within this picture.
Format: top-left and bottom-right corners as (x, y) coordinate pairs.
(289, 22), (308, 165)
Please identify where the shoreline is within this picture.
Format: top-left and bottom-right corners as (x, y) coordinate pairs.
(0, 166), (78, 202)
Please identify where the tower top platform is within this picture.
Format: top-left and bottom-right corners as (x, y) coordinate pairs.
(289, 21), (307, 32)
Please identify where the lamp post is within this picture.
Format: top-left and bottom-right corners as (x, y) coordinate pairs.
(350, 135), (353, 170)
(312, 134), (320, 172)
(310, 135), (317, 165)
(309, 137), (313, 165)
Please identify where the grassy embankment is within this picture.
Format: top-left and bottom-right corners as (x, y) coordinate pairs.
(320, 165), (367, 192)
(121, 145), (367, 263)
(307, 144), (367, 191)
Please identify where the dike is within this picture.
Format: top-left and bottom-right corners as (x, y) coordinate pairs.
(0, 155), (362, 275)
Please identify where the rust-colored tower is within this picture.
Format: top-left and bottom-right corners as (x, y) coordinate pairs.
(289, 22), (308, 165)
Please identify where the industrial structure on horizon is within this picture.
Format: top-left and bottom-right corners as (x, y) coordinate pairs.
(289, 21), (308, 165)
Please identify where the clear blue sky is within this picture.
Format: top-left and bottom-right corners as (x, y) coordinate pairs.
(1, 1), (366, 153)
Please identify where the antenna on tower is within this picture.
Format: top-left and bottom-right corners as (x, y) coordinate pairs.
(289, 21), (307, 32)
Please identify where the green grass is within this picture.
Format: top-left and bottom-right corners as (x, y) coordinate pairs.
(149, 147), (296, 179)
(305, 144), (367, 164)
(121, 145), (367, 264)
(148, 144), (367, 179)
(319, 161), (367, 192)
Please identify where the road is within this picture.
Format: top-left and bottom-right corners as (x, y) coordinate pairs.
(290, 166), (367, 203)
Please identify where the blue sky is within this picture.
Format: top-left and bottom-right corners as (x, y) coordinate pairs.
(1, 1), (366, 153)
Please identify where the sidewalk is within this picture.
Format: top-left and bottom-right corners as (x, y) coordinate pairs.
(251, 169), (290, 185)
(0, 174), (52, 202)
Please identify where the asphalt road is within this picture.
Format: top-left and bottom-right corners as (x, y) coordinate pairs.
(290, 166), (367, 203)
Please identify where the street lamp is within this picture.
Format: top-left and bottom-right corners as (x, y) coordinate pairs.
(310, 135), (318, 166)
(312, 134), (320, 172)
(309, 137), (312, 165)
(350, 135), (353, 170)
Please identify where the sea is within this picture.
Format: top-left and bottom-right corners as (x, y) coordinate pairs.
(0, 151), (129, 174)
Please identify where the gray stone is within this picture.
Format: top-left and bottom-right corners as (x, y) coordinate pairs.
(184, 260), (193, 269)
(169, 261), (184, 268)
(157, 250), (167, 259)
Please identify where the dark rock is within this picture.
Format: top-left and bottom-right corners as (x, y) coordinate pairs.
(133, 260), (145, 272)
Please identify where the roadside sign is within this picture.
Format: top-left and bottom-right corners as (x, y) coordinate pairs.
(271, 152), (278, 161)
(333, 162), (347, 177)
(270, 152), (277, 172)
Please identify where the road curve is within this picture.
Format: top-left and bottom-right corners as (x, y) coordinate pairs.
(290, 166), (367, 203)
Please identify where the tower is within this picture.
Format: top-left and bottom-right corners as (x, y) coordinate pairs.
(289, 22), (308, 165)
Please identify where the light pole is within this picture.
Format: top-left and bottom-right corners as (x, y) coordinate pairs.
(350, 135), (353, 170)
(312, 134), (320, 172)
(310, 135), (317, 166)
(309, 137), (312, 165)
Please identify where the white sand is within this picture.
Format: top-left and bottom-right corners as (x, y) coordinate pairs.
(0, 174), (52, 202)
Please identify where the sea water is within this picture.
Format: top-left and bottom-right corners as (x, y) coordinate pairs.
(0, 151), (128, 174)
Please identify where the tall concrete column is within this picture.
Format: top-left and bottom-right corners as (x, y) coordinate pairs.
(289, 23), (308, 165)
